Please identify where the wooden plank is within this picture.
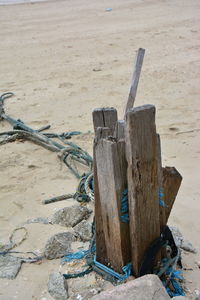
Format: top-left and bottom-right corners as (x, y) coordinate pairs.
(95, 138), (131, 272)
(125, 104), (160, 276)
(96, 127), (112, 140)
(156, 134), (166, 230)
(93, 108), (118, 265)
(162, 166), (182, 225)
(93, 107), (118, 136)
(114, 120), (125, 140)
(93, 127), (111, 264)
(124, 48), (145, 117)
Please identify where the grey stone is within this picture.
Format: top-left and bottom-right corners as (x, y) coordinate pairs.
(48, 272), (68, 300)
(195, 290), (200, 300)
(26, 217), (49, 224)
(91, 274), (170, 300)
(51, 205), (92, 228)
(170, 226), (196, 253)
(170, 226), (183, 248)
(44, 232), (75, 259)
(0, 255), (22, 279)
(181, 239), (197, 253)
(74, 220), (92, 241)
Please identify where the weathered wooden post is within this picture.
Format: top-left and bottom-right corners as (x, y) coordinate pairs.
(93, 107), (131, 272)
(160, 167), (182, 228)
(92, 49), (183, 279)
(125, 105), (161, 276)
(93, 108), (117, 266)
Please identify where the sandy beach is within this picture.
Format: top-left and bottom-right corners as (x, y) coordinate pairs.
(0, 0), (200, 299)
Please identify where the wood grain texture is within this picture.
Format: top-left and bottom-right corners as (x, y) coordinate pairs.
(93, 108), (118, 265)
(162, 166), (182, 225)
(124, 48), (145, 117)
(114, 120), (125, 140)
(93, 127), (111, 264)
(156, 134), (165, 230)
(95, 138), (131, 272)
(125, 104), (160, 276)
(93, 107), (118, 136)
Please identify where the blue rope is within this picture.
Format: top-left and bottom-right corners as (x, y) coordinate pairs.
(159, 187), (167, 207)
(62, 245), (132, 282)
(62, 249), (90, 263)
(159, 257), (185, 297)
(120, 189), (129, 223)
(93, 256), (132, 281)
(62, 244), (96, 263)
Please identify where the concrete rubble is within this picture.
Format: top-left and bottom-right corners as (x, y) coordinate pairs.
(51, 205), (92, 227)
(90, 274), (171, 300)
(44, 232), (76, 259)
(74, 219), (92, 241)
(48, 272), (68, 300)
(0, 255), (22, 279)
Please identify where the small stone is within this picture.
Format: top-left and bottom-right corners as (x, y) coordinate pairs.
(26, 217), (49, 224)
(169, 127), (179, 132)
(93, 68), (102, 72)
(91, 274), (170, 300)
(74, 220), (92, 241)
(195, 261), (200, 268)
(48, 272), (68, 300)
(169, 226), (183, 248)
(0, 255), (22, 279)
(181, 239), (197, 253)
(170, 226), (196, 253)
(44, 232), (75, 259)
(51, 205), (92, 228)
(195, 290), (200, 300)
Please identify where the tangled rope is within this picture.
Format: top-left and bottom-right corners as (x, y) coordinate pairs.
(0, 92), (94, 203)
(0, 227), (28, 253)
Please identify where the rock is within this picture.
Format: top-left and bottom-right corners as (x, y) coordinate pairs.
(195, 290), (200, 300)
(181, 239), (197, 253)
(48, 272), (68, 300)
(195, 261), (200, 268)
(51, 205), (92, 228)
(74, 220), (92, 241)
(26, 217), (49, 224)
(0, 255), (22, 279)
(170, 226), (196, 253)
(91, 274), (170, 300)
(170, 226), (183, 248)
(44, 232), (75, 259)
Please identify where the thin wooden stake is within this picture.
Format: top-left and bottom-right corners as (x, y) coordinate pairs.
(124, 48), (145, 117)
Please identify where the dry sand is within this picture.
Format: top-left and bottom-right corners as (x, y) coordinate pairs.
(0, 0), (200, 299)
